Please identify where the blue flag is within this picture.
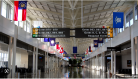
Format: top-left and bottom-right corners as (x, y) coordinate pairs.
(94, 40), (98, 47)
(98, 38), (103, 43)
(73, 47), (77, 53)
(44, 38), (49, 42)
(49, 38), (55, 46)
(113, 12), (124, 28)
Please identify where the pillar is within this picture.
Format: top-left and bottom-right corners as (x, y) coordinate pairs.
(114, 51), (116, 75)
(111, 51), (113, 74)
(0, 0), (2, 14)
(103, 52), (105, 72)
(8, 37), (12, 78)
(96, 55), (98, 70)
(131, 5), (136, 76)
(53, 56), (54, 70)
(47, 52), (48, 70)
(35, 40), (38, 77)
(12, 25), (18, 78)
(33, 47), (35, 75)
(101, 54), (103, 71)
(136, 36), (138, 74)
(45, 52), (46, 72)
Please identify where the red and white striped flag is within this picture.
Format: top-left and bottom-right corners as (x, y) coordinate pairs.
(14, 1), (27, 21)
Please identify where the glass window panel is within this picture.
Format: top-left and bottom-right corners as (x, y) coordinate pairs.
(130, 11), (133, 20)
(10, 8), (13, 21)
(27, 21), (30, 33)
(126, 22), (129, 27)
(123, 26), (124, 31)
(14, 21), (18, 26)
(120, 28), (122, 33)
(1, 1), (7, 18)
(19, 21), (23, 28)
(130, 19), (133, 26)
(135, 15), (137, 20)
(118, 28), (120, 33)
(24, 21), (27, 31)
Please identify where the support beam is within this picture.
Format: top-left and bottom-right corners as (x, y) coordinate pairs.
(114, 51), (116, 76)
(8, 37), (12, 78)
(131, 5), (136, 77)
(77, 5), (132, 19)
(62, 0), (64, 28)
(27, 6), (62, 16)
(12, 26), (18, 78)
(136, 36), (138, 74)
(81, 0), (83, 28)
(28, 15), (62, 24)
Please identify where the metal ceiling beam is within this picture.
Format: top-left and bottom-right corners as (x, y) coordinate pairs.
(27, 6), (62, 16)
(83, 16), (112, 24)
(29, 15), (62, 24)
(43, 23), (59, 28)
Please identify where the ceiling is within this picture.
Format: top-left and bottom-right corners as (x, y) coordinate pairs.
(13, 0), (135, 54)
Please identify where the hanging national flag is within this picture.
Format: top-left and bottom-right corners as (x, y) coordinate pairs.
(33, 21), (43, 28)
(60, 47), (64, 53)
(14, 1), (27, 21)
(94, 40), (98, 47)
(98, 38), (103, 43)
(49, 38), (55, 46)
(56, 42), (59, 50)
(44, 38), (49, 42)
(113, 12), (124, 28)
(73, 47), (77, 53)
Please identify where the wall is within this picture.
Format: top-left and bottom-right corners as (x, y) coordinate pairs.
(16, 47), (28, 68)
(122, 52), (131, 69)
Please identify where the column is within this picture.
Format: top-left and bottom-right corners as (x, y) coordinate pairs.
(33, 47), (35, 75)
(35, 40), (38, 77)
(103, 52), (105, 72)
(131, 5), (136, 76)
(12, 25), (18, 78)
(0, 0), (2, 14)
(47, 52), (48, 71)
(45, 52), (46, 72)
(53, 56), (54, 70)
(114, 51), (116, 76)
(136, 36), (138, 74)
(111, 51), (113, 74)
(8, 37), (12, 78)
(96, 55), (98, 70)
(101, 54), (103, 71)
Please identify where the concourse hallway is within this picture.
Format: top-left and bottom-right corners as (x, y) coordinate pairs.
(1, 0), (138, 78)
(22, 67), (108, 78)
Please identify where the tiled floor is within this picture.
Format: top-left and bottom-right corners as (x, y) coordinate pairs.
(23, 67), (109, 78)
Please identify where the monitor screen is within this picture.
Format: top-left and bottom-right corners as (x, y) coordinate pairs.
(107, 57), (111, 59)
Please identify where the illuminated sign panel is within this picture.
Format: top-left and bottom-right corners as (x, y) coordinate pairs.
(32, 28), (70, 38)
(75, 28), (113, 38)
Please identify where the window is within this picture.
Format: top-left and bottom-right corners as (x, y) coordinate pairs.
(1, 1), (7, 18)
(19, 21), (23, 28)
(27, 21), (30, 33)
(10, 7), (13, 21)
(24, 21), (27, 31)
(135, 6), (138, 20)
(14, 21), (18, 26)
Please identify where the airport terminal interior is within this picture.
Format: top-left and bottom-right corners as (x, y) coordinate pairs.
(0, 0), (138, 78)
